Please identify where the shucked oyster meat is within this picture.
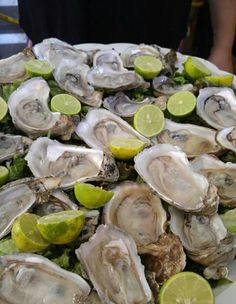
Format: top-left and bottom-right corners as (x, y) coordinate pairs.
(76, 224), (152, 304)
(197, 87), (236, 129)
(0, 49), (34, 84)
(8, 77), (76, 139)
(76, 108), (150, 152)
(0, 176), (61, 240)
(155, 119), (222, 157)
(216, 126), (236, 153)
(153, 75), (193, 95)
(103, 182), (166, 247)
(0, 254), (90, 304)
(25, 137), (119, 189)
(134, 144), (219, 215)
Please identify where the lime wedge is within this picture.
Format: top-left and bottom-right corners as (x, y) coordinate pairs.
(167, 91), (196, 117)
(12, 213), (49, 252)
(134, 55), (163, 79)
(0, 97), (8, 122)
(25, 59), (53, 79)
(74, 182), (113, 209)
(159, 272), (214, 304)
(205, 74), (234, 87)
(133, 104), (165, 137)
(184, 56), (211, 79)
(0, 166), (9, 187)
(37, 210), (85, 244)
(51, 94), (81, 115)
(109, 137), (145, 160)
(221, 209), (236, 234)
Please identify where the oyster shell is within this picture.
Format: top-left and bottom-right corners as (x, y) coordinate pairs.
(0, 49), (34, 84)
(191, 154), (236, 207)
(139, 233), (186, 283)
(33, 38), (88, 68)
(0, 176), (61, 240)
(0, 253), (90, 304)
(0, 133), (33, 163)
(76, 224), (152, 304)
(103, 92), (153, 117)
(196, 87), (236, 129)
(103, 182), (166, 247)
(134, 144), (219, 215)
(169, 206), (235, 279)
(155, 119), (222, 157)
(87, 50), (148, 91)
(153, 76), (193, 95)
(53, 58), (102, 107)
(25, 137), (119, 189)
(76, 108), (150, 152)
(120, 44), (162, 68)
(8, 77), (76, 139)
(216, 126), (236, 153)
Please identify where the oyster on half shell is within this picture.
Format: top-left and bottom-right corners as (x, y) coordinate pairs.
(76, 108), (150, 152)
(76, 224), (152, 304)
(134, 144), (219, 215)
(196, 87), (236, 129)
(103, 182), (167, 247)
(25, 137), (119, 189)
(155, 119), (222, 157)
(8, 77), (76, 139)
(191, 154), (236, 207)
(153, 76), (193, 95)
(216, 126), (236, 153)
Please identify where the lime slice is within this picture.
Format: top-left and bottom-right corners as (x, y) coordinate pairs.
(167, 91), (196, 117)
(37, 210), (85, 244)
(184, 56), (211, 79)
(159, 272), (214, 304)
(134, 55), (163, 79)
(205, 74), (234, 87)
(74, 182), (113, 209)
(133, 104), (165, 137)
(25, 59), (53, 79)
(221, 209), (236, 234)
(109, 137), (145, 160)
(51, 94), (81, 115)
(0, 166), (9, 187)
(12, 213), (50, 252)
(0, 97), (8, 122)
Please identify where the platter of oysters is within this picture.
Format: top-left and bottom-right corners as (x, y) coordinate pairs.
(0, 38), (235, 303)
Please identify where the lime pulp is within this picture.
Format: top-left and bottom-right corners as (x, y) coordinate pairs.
(109, 137), (145, 160)
(134, 55), (163, 79)
(25, 59), (53, 79)
(204, 74), (234, 86)
(0, 166), (9, 187)
(184, 56), (211, 80)
(221, 209), (236, 234)
(51, 94), (81, 115)
(167, 91), (196, 117)
(0, 97), (8, 122)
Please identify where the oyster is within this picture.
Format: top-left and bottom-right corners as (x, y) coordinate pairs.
(153, 76), (193, 95)
(25, 137), (119, 189)
(216, 126), (236, 153)
(76, 224), (152, 304)
(0, 49), (34, 84)
(103, 92), (153, 117)
(139, 233), (186, 283)
(0, 133), (32, 163)
(33, 38), (88, 68)
(155, 119), (222, 157)
(196, 87), (236, 129)
(0, 253), (90, 303)
(103, 182), (166, 247)
(76, 108), (150, 152)
(191, 154), (236, 207)
(8, 77), (76, 139)
(134, 144), (219, 215)
(120, 44), (162, 68)
(0, 176), (61, 239)
(87, 50), (148, 91)
(53, 58), (102, 107)
(169, 206), (235, 279)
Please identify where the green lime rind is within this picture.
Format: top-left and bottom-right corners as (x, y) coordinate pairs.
(134, 55), (163, 79)
(74, 182), (113, 209)
(25, 59), (53, 79)
(12, 213), (49, 253)
(159, 272), (214, 304)
(109, 138), (145, 160)
(221, 209), (236, 234)
(51, 94), (81, 115)
(37, 210), (85, 245)
(184, 56), (211, 80)
(204, 74), (234, 87)
(0, 97), (8, 122)
(167, 91), (197, 117)
(0, 166), (9, 187)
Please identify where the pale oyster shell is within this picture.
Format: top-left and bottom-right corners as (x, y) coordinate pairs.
(216, 126), (236, 153)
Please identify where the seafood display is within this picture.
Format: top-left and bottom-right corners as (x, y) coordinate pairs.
(0, 39), (235, 303)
